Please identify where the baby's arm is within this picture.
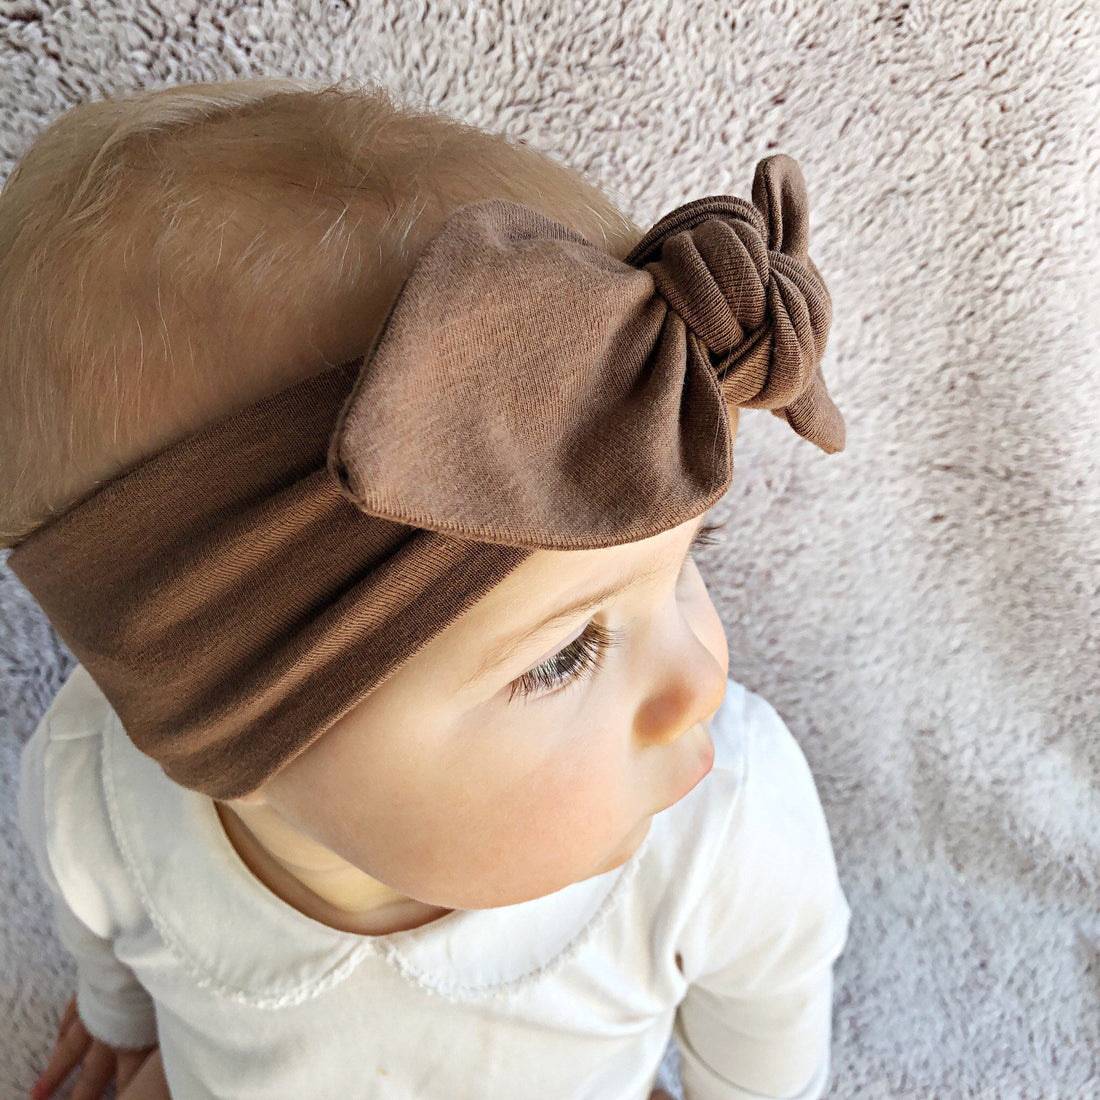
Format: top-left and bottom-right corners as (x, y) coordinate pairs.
(17, 714), (161, 1090)
(44, 897), (160, 1051)
(32, 992), (158, 1100)
(117, 1047), (171, 1100)
(672, 691), (851, 1100)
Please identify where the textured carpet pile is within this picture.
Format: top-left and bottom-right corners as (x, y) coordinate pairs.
(1, 2), (1097, 1097)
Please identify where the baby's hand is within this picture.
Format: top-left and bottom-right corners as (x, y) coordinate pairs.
(31, 994), (159, 1100)
(116, 1049), (169, 1100)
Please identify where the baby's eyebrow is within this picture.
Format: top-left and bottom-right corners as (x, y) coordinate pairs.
(460, 511), (711, 691)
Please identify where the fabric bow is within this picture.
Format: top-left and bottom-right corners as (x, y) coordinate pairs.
(330, 153), (844, 550)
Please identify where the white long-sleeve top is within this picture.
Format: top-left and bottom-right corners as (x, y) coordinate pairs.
(17, 663), (850, 1100)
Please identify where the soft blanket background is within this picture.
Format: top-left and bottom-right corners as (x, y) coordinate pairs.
(1, 2), (1097, 1097)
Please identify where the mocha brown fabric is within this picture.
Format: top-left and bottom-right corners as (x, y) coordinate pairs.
(7, 153), (845, 801)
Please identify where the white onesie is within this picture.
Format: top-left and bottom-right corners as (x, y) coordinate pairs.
(18, 664), (850, 1100)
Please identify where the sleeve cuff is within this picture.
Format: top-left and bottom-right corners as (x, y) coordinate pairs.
(75, 972), (159, 1050)
(678, 1032), (830, 1100)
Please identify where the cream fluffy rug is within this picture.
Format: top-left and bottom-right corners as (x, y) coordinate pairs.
(1, 1), (1098, 1097)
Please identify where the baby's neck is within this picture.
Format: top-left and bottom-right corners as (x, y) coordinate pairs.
(214, 801), (452, 936)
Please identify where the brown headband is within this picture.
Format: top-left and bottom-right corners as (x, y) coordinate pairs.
(7, 153), (844, 801)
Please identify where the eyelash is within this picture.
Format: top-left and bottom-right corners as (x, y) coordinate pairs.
(507, 520), (726, 704)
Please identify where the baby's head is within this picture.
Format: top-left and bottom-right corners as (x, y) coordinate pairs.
(4, 80), (840, 927)
(0, 78), (734, 918)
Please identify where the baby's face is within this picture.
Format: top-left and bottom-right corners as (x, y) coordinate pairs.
(231, 510), (729, 911)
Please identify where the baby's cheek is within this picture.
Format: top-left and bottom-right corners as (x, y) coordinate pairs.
(531, 746), (629, 844)
(484, 753), (628, 889)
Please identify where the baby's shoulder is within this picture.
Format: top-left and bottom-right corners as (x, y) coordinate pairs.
(33, 661), (117, 742)
(19, 664), (139, 938)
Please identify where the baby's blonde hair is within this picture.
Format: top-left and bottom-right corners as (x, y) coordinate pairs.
(0, 77), (643, 549)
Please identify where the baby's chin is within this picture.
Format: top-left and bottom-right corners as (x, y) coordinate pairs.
(580, 816), (653, 881)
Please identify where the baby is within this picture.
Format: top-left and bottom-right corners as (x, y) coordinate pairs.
(4, 78), (851, 1100)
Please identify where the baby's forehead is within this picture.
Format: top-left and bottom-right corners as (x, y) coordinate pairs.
(485, 516), (698, 615)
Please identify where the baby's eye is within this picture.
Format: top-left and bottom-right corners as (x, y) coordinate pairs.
(689, 520), (723, 551)
(507, 621), (621, 704)
(507, 520), (724, 704)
